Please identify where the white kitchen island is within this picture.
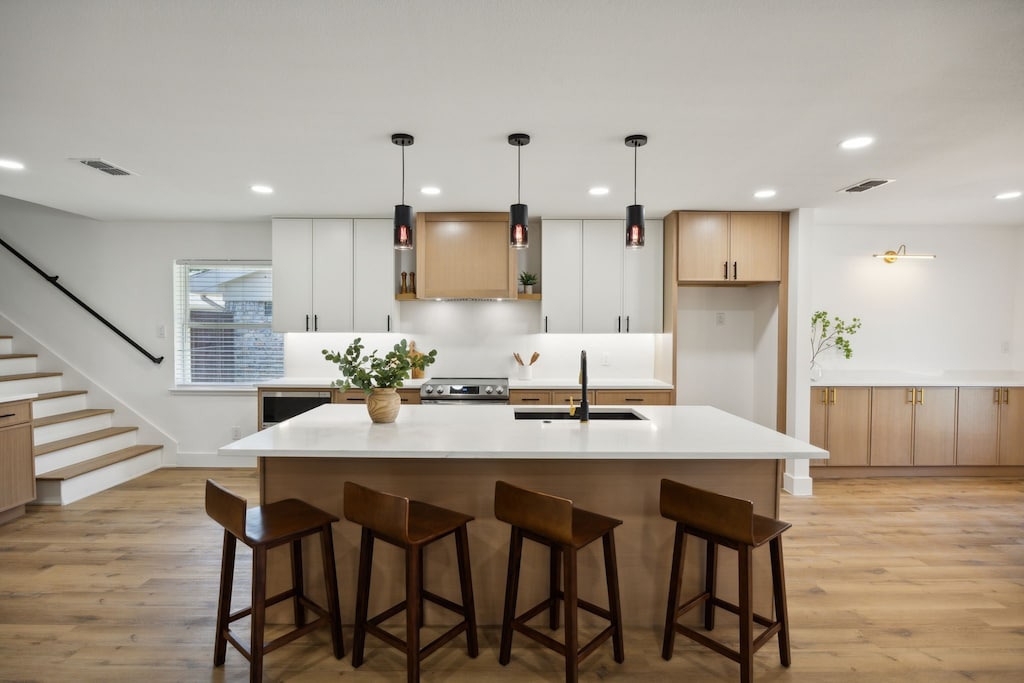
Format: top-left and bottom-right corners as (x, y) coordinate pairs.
(219, 404), (827, 626)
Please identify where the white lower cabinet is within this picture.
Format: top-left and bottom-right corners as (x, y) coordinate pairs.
(541, 219), (662, 333)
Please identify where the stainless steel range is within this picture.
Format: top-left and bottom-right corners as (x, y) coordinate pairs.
(420, 377), (509, 405)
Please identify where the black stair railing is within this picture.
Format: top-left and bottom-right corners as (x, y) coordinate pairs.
(0, 235), (164, 364)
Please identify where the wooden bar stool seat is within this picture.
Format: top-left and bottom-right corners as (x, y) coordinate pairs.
(343, 481), (478, 683)
(494, 480), (624, 683)
(659, 478), (792, 683)
(204, 480), (343, 683)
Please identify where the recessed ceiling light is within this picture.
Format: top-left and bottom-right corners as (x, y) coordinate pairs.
(840, 136), (874, 150)
(420, 186), (441, 195)
(994, 191), (1021, 200)
(589, 186), (610, 196)
(0, 159), (25, 170)
(754, 189), (776, 199)
(250, 185), (274, 194)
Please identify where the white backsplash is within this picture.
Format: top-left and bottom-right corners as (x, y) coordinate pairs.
(283, 301), (659, 380)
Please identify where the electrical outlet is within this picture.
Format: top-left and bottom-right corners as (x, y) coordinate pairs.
(1001, 340), (1011, 354)
(601, 352), (611, 366)
(156, 324), (166, 339)
(231, 426), (242, 440)
(716, 311), (726, 326)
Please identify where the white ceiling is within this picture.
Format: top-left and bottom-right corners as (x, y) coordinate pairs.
(1, 0), (1022, 226)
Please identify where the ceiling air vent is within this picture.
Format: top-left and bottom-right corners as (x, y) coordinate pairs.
(838, 178), (892, 193)
(75, 158), (133, 176)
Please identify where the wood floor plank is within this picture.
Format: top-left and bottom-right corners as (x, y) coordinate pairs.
(0, 470), (1021, 681)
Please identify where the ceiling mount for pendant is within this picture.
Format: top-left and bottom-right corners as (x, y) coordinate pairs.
(508, 133), (531, 249)
(392, 133), (415, 251)
(625, 134), (647, 249)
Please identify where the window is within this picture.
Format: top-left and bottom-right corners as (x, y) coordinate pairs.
(173, 260), (283, 386)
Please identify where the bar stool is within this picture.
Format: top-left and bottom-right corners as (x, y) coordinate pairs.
(343, 481), (478, 683)
(494, 480), (624, 683)
(204, 480), (344, 683)
(659, 478), (792, 683)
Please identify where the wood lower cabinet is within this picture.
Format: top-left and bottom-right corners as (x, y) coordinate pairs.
(957, 387), (1024, 465)
(871, 387), (956, 466)
(509, 390), (552, 405)
(510, 388), (672, 406)
(336, 389), (421, 405)
(551, 390), (596, 406)
(809, 387), (871, 466)
(0, 399), (35, 523)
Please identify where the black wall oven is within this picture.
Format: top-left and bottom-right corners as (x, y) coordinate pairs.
(260, 389), (332, 429)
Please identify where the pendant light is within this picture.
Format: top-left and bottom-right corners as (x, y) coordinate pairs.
(508, 133), (530, 249)
(392, 133), (414, 250)
(625, 134), (647, 249)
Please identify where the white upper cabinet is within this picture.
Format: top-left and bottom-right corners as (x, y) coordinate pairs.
(542, 218), (663, 334)
(273, 218), (396, 333)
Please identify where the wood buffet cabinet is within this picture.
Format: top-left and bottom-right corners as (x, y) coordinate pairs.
(810, 385), (1023, 470)
(0, 398), (35, 524)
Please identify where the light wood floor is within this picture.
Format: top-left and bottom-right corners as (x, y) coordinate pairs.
(0, 470), (1021, 682)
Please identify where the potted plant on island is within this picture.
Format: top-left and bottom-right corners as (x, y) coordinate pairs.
(519, 271), (538, 294)
(322, 338), (437, 423)
(809, 310), (861, 381)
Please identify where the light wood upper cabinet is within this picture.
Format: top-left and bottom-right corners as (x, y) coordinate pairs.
(809, 387), (871, 466)
(415, 212), (516, 299)
(676, 211), (781, 283)
(871, 387), (956, 466)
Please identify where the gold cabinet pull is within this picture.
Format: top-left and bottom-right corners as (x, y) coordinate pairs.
(829, 388), (837, 404)
(1004, 388), (1010, 404)
(820, 388), (828, 405)
(906, 388), (915, 404)
(917, 388), (925, 405)
(994, 388), (1001, 404)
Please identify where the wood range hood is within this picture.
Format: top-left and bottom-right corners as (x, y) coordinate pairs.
(414, 212), (518, 299)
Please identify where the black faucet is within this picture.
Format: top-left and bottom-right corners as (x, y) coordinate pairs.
(578, 350), (589, 422)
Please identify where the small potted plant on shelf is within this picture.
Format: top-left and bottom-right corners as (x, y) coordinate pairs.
(809, 310), (861, 381)
(322, 338), (437, 423)
(519, 271), (538, 294)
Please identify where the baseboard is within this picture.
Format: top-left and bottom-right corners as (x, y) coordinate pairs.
(783, 471), (814, 496)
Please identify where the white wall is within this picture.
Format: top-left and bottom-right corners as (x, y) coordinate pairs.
(0, 196), (269, 463)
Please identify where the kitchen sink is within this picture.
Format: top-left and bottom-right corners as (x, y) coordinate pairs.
(513, 409), (646, 421)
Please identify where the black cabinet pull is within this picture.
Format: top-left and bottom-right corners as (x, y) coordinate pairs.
(723, 261), (729, 279)
(544, 315), (548, 333)
(314, 314), (319, 331)
(305, 314), (310, 332)
(387, 314), (391, 332)
(626, 315), (630, 333)
(733, 261), (737, 280)
(0, 413), (16, 419)
(617, 316), (621, 333)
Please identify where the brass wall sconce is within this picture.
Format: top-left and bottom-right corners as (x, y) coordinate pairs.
(873, 244), (936, 263)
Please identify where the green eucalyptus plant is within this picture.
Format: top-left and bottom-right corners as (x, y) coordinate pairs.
(322, 338), (437, 394)
(810, 311), (862, 368)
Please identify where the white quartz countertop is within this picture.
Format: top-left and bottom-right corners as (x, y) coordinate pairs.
(219, 404), (826, 461)
(814, 370), (1024, 387)
(257, 377), (672, 390)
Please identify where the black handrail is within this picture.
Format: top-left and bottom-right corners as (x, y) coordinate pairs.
(0, 235), (164, 364)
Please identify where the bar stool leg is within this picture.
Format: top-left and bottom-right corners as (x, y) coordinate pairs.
(251, 545), (268, 683)
(738, 544), (754, 683)
(416, 546), (425, 630)
(549, 543), (562, 629)
(704, 538), (718, 630)
(499, 527), (523, 665)
(406, 545), (422, 683)
(214, 530), (236, 666)
(602, 530), (625, 663)
(771, 537), (791, 667)
(290, 538), (306, 627)
(352, 527), (375, 668)
(563, 546), (579, 683)
(319, 524), (345, 659)
(661, 524), (686, 660)
(455, 525), (479, 657)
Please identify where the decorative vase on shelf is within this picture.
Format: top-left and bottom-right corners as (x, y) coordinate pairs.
(366, 387), (401, 423)
(525, 284), (534, 294)
(810, 360), (823, 382)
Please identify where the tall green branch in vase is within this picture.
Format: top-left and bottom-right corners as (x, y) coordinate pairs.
(810, 311), (861, 369)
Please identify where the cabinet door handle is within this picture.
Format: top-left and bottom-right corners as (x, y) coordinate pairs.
(819, 389), (828, 405)
(1004, 388), (1010, 404)
(624, 397), (643, 402)
(544, 315), (548, 333)
(829, 388), (837, 404)
(626, 315), (630, 333)
(733, 261), (738, 280)
(314, 314), (319, 332)
(519, 397), (541, 402)
(617, 316), (621, 333)
(305, 314), (310, 332)
(0, 413), (16, 419)
(906, 388), (915, 404)
(917, 388), (925, 405)
(723, 261), (729, 280)
(994, 388), (1001, 404)
(387, 314), (391, 332)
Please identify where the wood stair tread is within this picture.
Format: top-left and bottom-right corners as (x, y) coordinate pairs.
(37, 445), (162, 481)
(32, 390), (88, 402)
(33, 426), (139, 457)
(0, 371), (62, 382)
(0, 353), (38, 360)
(34, 408), (114, 428)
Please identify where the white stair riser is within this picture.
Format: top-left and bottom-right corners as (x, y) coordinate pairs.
(31, 394), (89, 419)
(34, 432), (139, 475)
(0, 356), (37, 375)
(34, 450), (163, 505)
(34, 414), (114, 445)
(0, 338), (12, 354)
(0, 376), (63, 396)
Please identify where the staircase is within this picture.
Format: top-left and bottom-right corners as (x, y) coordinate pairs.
(0, 335), (163, 505)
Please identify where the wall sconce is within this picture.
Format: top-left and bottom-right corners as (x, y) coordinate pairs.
(873, 244), (936, 263)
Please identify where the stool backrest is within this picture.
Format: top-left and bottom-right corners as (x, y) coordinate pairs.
(205, 479), (247, 540)
(494, 480), (574, 545)
(343, 481), (410, 543)
(659, 478), (755, 546)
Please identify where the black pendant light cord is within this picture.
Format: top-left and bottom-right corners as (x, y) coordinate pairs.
(633, 142), (638, 205)
(517, 143), (522, 203)
(401, 144), (406, 205)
